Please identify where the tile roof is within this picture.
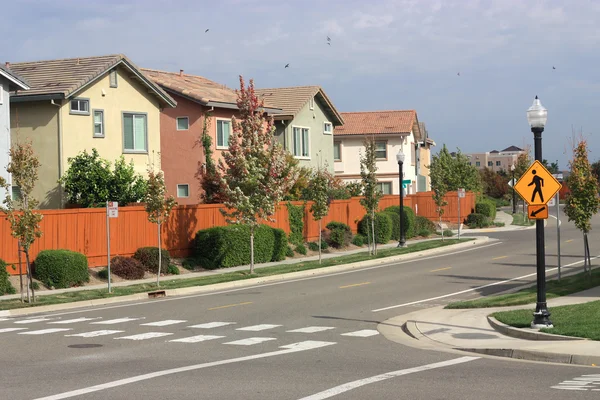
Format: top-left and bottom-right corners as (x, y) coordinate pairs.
(501, 145), (523, 152)
(0, 64), (29, 91)
(255, 86), (344, 125)
(334, 110), (419, 137)
(8, 54), (175, 106)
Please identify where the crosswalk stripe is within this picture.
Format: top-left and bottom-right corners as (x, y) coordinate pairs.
(19, 328), (71, 335)
(49, 317), (99, 325)
(287, 326), (336, 333)
(115, 332), (173, 341)
(170, 335), (225, 343)
(236, 324), (281, 332)
(188, 322), (235, 329)
(141, 320), (187, 327)
(91, 317), (143, 325)
(224, 337), (277, 346)
(0, 327), (27, 333)
(65, 330), (124, 338)
(341, 329), (379, 337)
(15, 318), (50, 324)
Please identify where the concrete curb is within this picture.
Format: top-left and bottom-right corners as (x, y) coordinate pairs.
(487, 316), (584, 341)
(0, 237), (489, 317)
(455, 347), (600, 366)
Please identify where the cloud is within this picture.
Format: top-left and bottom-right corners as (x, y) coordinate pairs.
(321, 19), (344, 36)
(353, 13), (394, 29)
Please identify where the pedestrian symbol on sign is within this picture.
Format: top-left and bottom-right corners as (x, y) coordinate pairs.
(527, 169), (544, 203)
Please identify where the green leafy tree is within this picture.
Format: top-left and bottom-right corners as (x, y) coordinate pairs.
(145, 161), (177, 286)
(591, 160), (600, 189)
(541, 159), (560, 174)
(198, 110), (228, 204)
(429, 146), (450, 238)
(564, 140), (600, 275)
(110, 156), (148, 205)
(304, 166), (330, 264)
(480, 168), (509, 199)
(360, 137), (382, 255)
(513, 149), (533, 213)
(0, 142), (43, 303)
(219, 76), (297, 273)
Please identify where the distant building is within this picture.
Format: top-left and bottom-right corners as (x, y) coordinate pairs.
(464, 146), (526, 173)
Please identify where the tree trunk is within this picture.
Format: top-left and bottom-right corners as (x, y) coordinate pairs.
(25, 250), (34, 303)
(371, 210), (376, 255)
(250, 227), (255, 274)
(585, 233), (592, 277)
(17, 241), (23, 303)
(439, 215), (444, 241)
(156, 222), (162, 287)
(318, 219), (322, 264)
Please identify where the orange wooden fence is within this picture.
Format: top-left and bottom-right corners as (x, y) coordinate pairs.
(0, 191), (475, 274)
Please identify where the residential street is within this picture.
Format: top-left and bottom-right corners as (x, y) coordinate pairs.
(2, 210), (599, 399)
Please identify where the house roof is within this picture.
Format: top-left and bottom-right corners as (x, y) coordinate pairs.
(501, 145), (523, 152)
(0, 64), (30, 91)
(8, 54), (176, 107)
(335, 110), (420, 140)
(255, 86), (344, 126)
(490, 150), (499, 154)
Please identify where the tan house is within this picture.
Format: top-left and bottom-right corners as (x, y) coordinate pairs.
(465, 145), (525, 173)
(416, 122), (436, 192)
(8, 55), (176, 208)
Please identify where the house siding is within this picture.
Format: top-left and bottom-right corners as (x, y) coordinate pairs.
(0, 79), (10, 201)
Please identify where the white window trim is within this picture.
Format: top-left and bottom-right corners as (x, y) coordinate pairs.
(333, 140), (342, 162)
(122, 112), (149, 154)
(374, 140), (387, 160)
(93, 109), (104, 138)
(109, 69), (118, 88)
(216, 118), (232, 149)
(177, 184), (190, 198)
(323, 121), (333, 135)
(176, 116), (189, 131)
(291, 125), (311, 160)
(309, 98), (314, 110)
(70, 98), (90, 115)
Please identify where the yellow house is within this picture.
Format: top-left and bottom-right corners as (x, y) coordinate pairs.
(8, 54), (176, 208)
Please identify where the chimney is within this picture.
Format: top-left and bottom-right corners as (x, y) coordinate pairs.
(76, 58), (80, 65)
(5, 62), (10, 68)
(179, 69), (184, 77)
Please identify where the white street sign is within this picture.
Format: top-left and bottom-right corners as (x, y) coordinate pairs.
(107, 201), (119, 218)
(458, 188), (466, 198)
(508, 178), (515, 187)
(548, 197), (556, 207)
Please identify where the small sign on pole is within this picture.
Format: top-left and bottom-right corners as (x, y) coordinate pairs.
(107, 201), (119, 218)
(106, 201), (118, 293)
(457, 188), (465, 239)
(458, 188), (466, 198)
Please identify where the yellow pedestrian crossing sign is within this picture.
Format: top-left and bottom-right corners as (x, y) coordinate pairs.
(514, 160), (562, 206)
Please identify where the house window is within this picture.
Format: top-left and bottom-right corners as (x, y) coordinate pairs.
(177, 184), (189, 198)
(487, 161), (493, 167)
(324, 122), (332, 135)
(177, 117), (189, 131)
(11, 186), (21, 202)
(292, 127), (310, 158)
(217, 119), (231, 148)
(93, 110), (104, 137)
(70, 98), (90, 115)
(496, 161), (501, 166)
(123, 113), (148, 152)
(333, 141), (341, 161)
(375, 141), (387, 159)
(377, 182), (392, 195)
(476, 161), (481, 167)
(109, 69), (118, 88)
(309, 98), (314, 110)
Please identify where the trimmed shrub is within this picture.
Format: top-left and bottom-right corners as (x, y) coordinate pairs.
(111, 256), (145, 280)
(352, 234), (365, 247)
(0, 259), (15, 295)
(320, 241), (329, 250)
(475, 200), (496, 220)
(34, 249), (89, 289)
(133, 247), (171, 274)
(308, 241), (320, 252)
(286, 246), (294, 257)
(466, 213), (490, 228)
(30, 281), (40, 291)
(415, 215), (436, 235)
(193, 224), (275, 269)
(384, 206), (416, 239)
(295, 244), (307, 255)
(358, 212), (393, 244)
(272, 228), (288, 262)
(325, 221), (352, 248)
(97, 268), (109, 280)
(167, 264), (180, 275)
(417, 229), (431, 238)
(443, 229), (454, 237)
(287, 202), (305, 245)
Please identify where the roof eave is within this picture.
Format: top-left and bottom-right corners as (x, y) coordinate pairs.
(0, 66), (30, 91)
(10, 93), (64, 102)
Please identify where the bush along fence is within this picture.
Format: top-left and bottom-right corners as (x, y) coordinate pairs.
(0, 191), (475, 275)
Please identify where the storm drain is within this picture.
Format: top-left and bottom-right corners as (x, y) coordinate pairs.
(148, 290), (166, 298)
(68, 344), (103, 349)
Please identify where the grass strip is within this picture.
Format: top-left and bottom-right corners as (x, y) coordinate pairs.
(493, 300), (600, 340)
(446, 268), (600, 309)
(512, 212), (535, 226)
(0, 239), (469, 311)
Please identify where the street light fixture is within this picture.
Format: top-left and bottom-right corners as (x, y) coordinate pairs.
(527, 96), (553, 329)
(396, 150), (406, 248)
(511, 164), (516, 214)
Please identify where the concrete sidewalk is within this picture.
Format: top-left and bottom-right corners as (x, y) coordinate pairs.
(381, 287), (600, 366)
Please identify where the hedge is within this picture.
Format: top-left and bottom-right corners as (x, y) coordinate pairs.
(133, 247), (171, 274)
(0, 259), (15, 295)
(466, 213), (490, 228)
(272, 228), (288, 262)
(111, 256), (145, 280)
(286, 202), (305, 245)
(358, 212), (393, 244)
(325, 221), (352, 248)
(475, 200), (496, 220)
(384, 206), (415, 239)
(34, 249), (89, 289)
(415, 215), (436, 234)
(194, 224), (277, 269)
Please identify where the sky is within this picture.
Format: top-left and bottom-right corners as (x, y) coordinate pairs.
(2, 0), (600, 171)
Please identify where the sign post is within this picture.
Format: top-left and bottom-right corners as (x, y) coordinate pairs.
(457, 188), (465, 239)
(554, 192), (561, 281)
(106, 201), (119, 293)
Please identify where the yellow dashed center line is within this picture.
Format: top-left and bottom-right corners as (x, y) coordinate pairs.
(339, 282), (371, 289)
(430, 267), (452, 273)
(208, 301), (253, 311)
(492, 256), (508, 260)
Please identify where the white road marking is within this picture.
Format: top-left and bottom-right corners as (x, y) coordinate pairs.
(170, 335), (224, 343)
(341, 329), (379, 337)
(0, 318), (9, 321)
(19, 328), (71, 335)
(32, 341), (335, 400)
(552, 375), (600, 391)
(372, 254), (600, 312)
(224, 337), (276, 346)
(188, 322), (235, 329)
(115, 332), (173, 341)
(296, 356), (479, 399)
(49, 317), (99, 324)
(91, 317), (143, 325)
(14, 318), (50, 324)
(0, 327), (27, 333)
(65, 330), (123, 338)
(141, 320), (187, 327)
(287, 326), (336, 333)
(236, 324), (281, 332)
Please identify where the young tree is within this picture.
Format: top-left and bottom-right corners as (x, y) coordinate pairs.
(304, 166), (330, 264)
(219, 76), (297, 273)
(197, 110), (228, 204)
(0, 142), (43, 303)
(513, 149), (533, 214)
(591, 160), (600, 189)
(360, 137), (382, 255)
(429, 146), (450, 239)
(480, 168), (509, 199)
(144, 160), (177, 286)
(564, 140), (600, 275)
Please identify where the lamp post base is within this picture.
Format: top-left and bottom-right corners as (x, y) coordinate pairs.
(531, 305), (553, 329)
(397, 241), (407, 248)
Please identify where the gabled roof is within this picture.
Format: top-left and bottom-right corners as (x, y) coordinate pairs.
(255, 86), (344, 126)
(501, 145), (523, 152)
(490, 150), (499, 154)
(335, 110), (420, 140)
(141, 68), (280, 113)
(0, 64), (29, 91)
(8, 54), (176, 107)
(418, 121), (436, 147)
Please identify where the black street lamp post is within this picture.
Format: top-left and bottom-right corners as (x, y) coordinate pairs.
(511, 164), (516, 214)
(396, 150), (406, 248)
(527, 96), (553, 329)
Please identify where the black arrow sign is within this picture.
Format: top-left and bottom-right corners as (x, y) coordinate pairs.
(530, 206), (546, 217)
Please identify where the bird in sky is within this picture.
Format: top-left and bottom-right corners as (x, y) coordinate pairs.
(205, 29), (209, 33)
(285, 63), (290, 68)
(327, 42), (331, 46)
(327, 36), (331, 42)
(457, 72), (460, 76)
(552, 66), (556, 69)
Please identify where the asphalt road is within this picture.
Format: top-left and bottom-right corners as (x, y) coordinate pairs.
(1, 209), (599, 399)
